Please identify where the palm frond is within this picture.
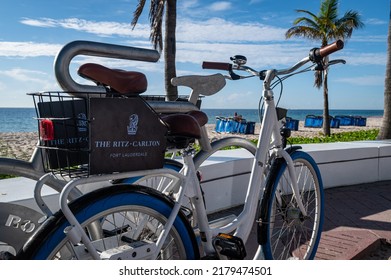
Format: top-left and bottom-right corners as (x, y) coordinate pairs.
(149, 0), (165, 52)
(286, 9), (323, 40)
(336, 10), (365, 29)
(295, 9), (318, 21)
(293, 16), (320, 29)
(131, 0), (147, 28)
(330, 10), (364, 40)
(319, 0), (338, 21)
(286, 26), (323, 40)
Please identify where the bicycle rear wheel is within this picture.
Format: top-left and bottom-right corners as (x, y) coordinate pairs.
(259, 150), (324, 260)
(17, 185), (199, 260)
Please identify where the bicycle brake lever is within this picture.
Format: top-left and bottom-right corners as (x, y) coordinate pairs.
(229, 68), (241, 80)
(328, 59), (346, 66)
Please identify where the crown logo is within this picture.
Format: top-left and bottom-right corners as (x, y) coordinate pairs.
(77, 113), (88, 132)
(127, 114), (139, 135)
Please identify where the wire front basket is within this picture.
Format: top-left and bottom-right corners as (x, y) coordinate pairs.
(30, 91), (168, 178)
(30, 92), (101, 178)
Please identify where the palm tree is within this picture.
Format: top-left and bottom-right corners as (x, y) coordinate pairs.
(286, 0), (364, 136)
(378, 1), (391, 139)
(131, 0), (178, 101)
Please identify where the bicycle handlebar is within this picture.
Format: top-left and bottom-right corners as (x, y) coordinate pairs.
(202, 40), (344, 77)
(202, 61), (231, 71)
(310, 40), (344, 62)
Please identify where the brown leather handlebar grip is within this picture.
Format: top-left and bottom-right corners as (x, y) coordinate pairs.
(319, 40), (344, 57)
(202, 61), (232, 71)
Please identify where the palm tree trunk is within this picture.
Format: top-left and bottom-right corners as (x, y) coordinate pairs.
(378, 2), (391, 139)
(323, 69), (331, 136)
(164, 0), (178, 101)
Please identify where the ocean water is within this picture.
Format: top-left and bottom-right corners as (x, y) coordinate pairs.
(0, 108), (38, 133)
(0, 107), (384, 132)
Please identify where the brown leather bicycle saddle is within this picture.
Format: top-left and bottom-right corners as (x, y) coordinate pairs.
(78, 63), (147, 95)
(161, 110), (208, 140)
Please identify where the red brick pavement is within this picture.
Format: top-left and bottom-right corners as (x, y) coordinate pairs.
(316, 181), (391, 260)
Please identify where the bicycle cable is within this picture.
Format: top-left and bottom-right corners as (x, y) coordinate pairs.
(271, 75), (283, 107)
(258, 96), (264, 124)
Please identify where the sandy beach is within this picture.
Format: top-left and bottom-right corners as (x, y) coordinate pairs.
(0, 117), (382, 161)
(0, 132), (39, 161)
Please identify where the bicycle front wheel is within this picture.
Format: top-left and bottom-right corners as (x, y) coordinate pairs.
(17, 185), (199, 260)
(259, 150), (324, 260)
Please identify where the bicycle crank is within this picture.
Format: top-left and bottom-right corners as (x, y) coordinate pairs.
(212, 233), (247, 260)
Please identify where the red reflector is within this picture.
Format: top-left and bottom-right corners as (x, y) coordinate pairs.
(39, 119), (54, 141)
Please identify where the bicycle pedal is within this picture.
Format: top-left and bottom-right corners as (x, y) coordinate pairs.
(213, 233), (246, 260)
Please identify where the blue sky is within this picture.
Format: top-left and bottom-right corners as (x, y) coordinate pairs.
(0, 0), (389, 110)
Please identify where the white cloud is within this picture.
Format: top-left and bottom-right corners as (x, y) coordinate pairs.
(0, 41), (62, 57)
(21, 17), (150, 38)
(366, 18), (387, 25)
(21, 17), (287, 44)
(0, 68), (56, 90)
(177, 18), (286, 43)
(20, 18), (57, 28)
(208, 2), (232, 11)
(1, 68), (47, 80)
(73, 56), (163, 74)
(176, 42), (307, 68)
(11, 17), (386, 70)
(343, 52), (386, 66)
(180, 0), (200, 10)
(351, 35), (387, 43)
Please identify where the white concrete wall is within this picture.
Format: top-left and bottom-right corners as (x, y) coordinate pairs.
(1, 140), (391, 214)
(199, 140), (391, 213)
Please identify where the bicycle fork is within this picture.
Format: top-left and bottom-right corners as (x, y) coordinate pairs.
(278, 149), (307, 217)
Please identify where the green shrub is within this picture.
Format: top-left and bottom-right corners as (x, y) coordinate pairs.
(289, 129), (379, 144)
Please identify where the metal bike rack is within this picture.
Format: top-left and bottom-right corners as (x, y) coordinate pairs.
(54, 40), (160, 94)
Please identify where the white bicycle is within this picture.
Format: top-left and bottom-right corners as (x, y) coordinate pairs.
(13, 40), (344, 260)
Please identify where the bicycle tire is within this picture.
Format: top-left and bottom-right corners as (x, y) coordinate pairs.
(258, 150), (324, 260)
(17, 184), (199, 260)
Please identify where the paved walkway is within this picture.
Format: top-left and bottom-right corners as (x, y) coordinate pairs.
(315, 180), (391, 260)
(240, 180), (391, 260)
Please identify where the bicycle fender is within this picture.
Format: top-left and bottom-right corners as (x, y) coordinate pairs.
(0, 203), (45, 254)
(285, 145), (302, 154)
